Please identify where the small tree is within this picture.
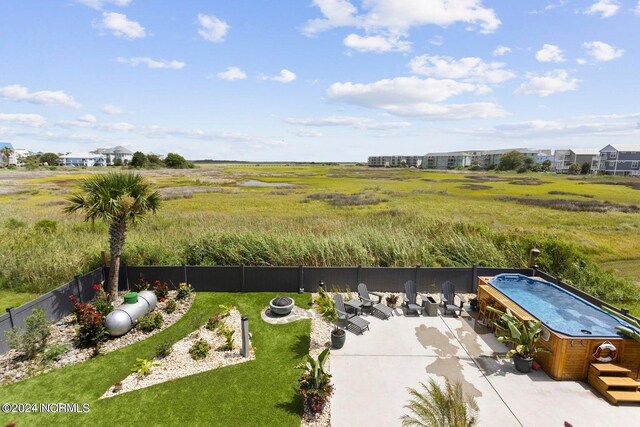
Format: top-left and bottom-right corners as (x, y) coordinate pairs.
(130, 151), (147, 168)
(523, 157), (535, 170)
(580, 162), (591, 175)
(6, 309), (51, 360)
(40, 152), (60, 166)
(147, 153), (164, 166)
(401, 378), (478, 427)
(567, 163), (580, 175)
(1, 146), (13, 166)
(164, 152), (192, 169)
(497, 151), (524, 171)
(65, 172), (161, 299)
(541, 159), (552, 172)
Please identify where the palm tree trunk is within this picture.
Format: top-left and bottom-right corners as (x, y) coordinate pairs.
(107, 217), (127, 300)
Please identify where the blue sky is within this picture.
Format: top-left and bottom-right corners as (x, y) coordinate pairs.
(1, 0), (639, 161)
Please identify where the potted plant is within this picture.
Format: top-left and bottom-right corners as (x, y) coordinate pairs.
(386, 293), (399, 308)
(468, 297), (478, 311)
(487, 306), (550, 373)
(315, 289), (346, 349)
(297, 348), (333, 413)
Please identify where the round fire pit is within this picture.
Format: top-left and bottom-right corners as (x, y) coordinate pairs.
(269, 296), (295, 316)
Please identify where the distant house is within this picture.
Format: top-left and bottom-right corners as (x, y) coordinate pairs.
(478, 148), (541, 169)
(368, 156), (422, 168)
(59, 152), (106, 167)
(422, 151), (474, 169)
(597, 144), (640, 176)
(554, 149), (599, 172)
(0, 142), (17, 166)
(92, 146), (133, 165)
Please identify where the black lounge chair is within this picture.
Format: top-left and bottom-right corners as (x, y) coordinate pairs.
(440, 281), (466, 316)
(333, 294), (369, 334)
(357, 283), (393, 319)
(403, 280), (425, 316)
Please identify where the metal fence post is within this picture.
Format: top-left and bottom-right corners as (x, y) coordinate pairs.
(357, 265), (362, 285)
(6, 308), (15, 329)
(240, 316), (250, 358)
(415, 265), (420, 285)
(298, 265), (304, 293)
(471, 265), (478, 293)
(183, 263), (188, 284)
(74, 275), (82, 303)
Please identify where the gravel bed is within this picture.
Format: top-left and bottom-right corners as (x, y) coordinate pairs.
(0, 291), (194, 386)
(101, 308), (253, 398)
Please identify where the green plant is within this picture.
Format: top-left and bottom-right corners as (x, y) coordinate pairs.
(176, 283), (193, 300)
(138, 312), (163, 333)
(131, 358), (159, 378)
(218, 304), (234, 318)
(486, 307), (551, 359)
(189, 338), (210, 360)
(314, 289), (342, 335)
(74, 302), (108, 349)
(155, 341), (173, 358)
(34, 219), (57, 233)
(164, 299), (177, 314)
(296, 348), (333, 413)
(92, 283), (114, 318)
(401, 378), (478, 427)
(206, 313), (222, 331)
(133, 275), (149, 292)
(153, 280), (169, 301)
(220, 329), (234, 351)
(64, 172), (161, 299)
(42, 344), (68, 364)
(6, 309), (51, 360)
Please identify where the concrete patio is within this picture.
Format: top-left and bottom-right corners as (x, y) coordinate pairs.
(330, 308), (638, 427)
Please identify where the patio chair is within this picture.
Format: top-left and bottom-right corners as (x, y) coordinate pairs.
(333, 294), (370, 334)
(440, 281), (466, 316)
(357, 283), (393, 319)
(403, 280), (425, 316)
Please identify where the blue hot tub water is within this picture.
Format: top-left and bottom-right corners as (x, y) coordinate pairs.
(489, 274), (637, 337)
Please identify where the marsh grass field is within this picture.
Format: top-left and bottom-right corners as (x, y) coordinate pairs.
(1, 163), (639, 313)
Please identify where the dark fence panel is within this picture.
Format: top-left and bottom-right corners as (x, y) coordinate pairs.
(360, 267), (416, 292)
(124, 266), (187, 291)
(0, 314), (13, 354)
(79, 268), (106, 302)
(244, 266), (300, 293)
(418, 268), (474, 293)
(187, 266), (241, 292)
(302, 267), (358, 292)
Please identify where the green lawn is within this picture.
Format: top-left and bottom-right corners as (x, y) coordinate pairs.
(0, 292), (312, 426)
(0, 290), (40, 310)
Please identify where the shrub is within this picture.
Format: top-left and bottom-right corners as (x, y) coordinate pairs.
(131, 358), (159, 378)
(6, 309), (51, 360)
(218, 304), (234, 318)
(92, 283), (113, 318)
(133, 275), (149, 292)
(5, 218), (26, 229)
(164, 152), (193, 169)
(176, 283), (193, 300)
(34, 219), (57, 233)
(164, 299), (177, 314)
(138, 312), (163, 333)
(155, 341), (173, 359)
(153, 280), (169, 301)
(220, 328), (235, 351)
(42, 343), (68, 364)
(74, 303), (108, 348)
(297, 349), (333, 413)
(189, 339), (210, 360)
(401, 379), (478, 427)
(206, 313), (222, 331)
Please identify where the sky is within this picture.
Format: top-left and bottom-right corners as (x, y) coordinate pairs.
(1, 0), (640, 161)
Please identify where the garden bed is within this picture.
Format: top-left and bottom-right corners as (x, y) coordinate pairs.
(0, 290), (194, 386)
(101, 307), (253, 398)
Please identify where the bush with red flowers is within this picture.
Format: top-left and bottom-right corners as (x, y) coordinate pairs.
(73, 301), (108, 348)
(153, 280), (169, 302)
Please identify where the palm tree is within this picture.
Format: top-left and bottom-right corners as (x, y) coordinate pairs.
(65, 172), (161, 299)
(401, 379), (478, 427)
(1, 146), (13, 166)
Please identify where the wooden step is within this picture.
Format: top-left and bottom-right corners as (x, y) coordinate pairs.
(593, 375), (640, 389)
(602, 390), (640, 405)
(590, 363), (631, 376)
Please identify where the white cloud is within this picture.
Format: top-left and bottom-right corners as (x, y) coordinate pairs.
(514, 70), (578, 97)
(294, 129), (323, 137)
(636, 1), (640, 15)
(583, 41), (623, 61)
(492, 45), (511, 56)
(261, 69), (297, 83)
(304, 0), (501, 35)
(78, 114), (97, 124)
(117, 57), (186, 69)
(0, 113), (46, 126)
(216, 66), (247, 81)
(285, 116), (410, 130)
(95, 12), (146, 39)
(343, 34), (411, 53)
(409, 55), (515, 84)
(429, 36), (444, 46)
(535, 44), (565, 62)
(197, 14), (229, 43)
(584, 1), (620, 18)
(0, 84), (81, 108)
(75, 0), (132, 10)
(326, 76), (506, 119)
(576, 58), (587, 65)
(100, 104), (124, 115)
